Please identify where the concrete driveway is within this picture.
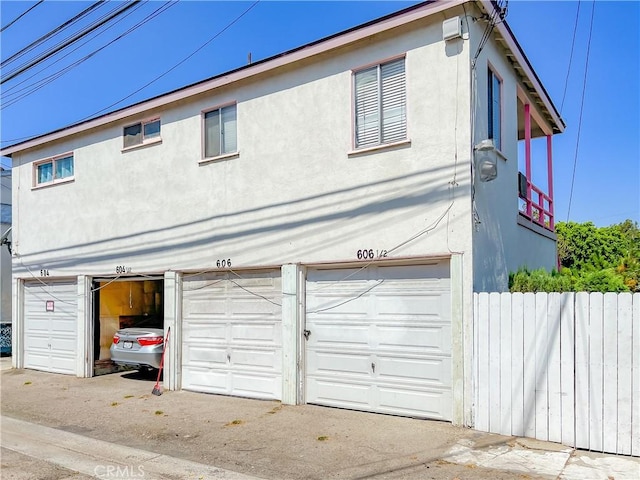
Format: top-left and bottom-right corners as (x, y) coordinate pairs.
(1, 365), (638, 479)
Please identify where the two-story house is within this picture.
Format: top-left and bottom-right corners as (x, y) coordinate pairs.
(0, 0), (564, 426)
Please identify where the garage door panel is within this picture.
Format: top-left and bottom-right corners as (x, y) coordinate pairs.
(24, 333), (50, 350)
(182, 368), (228, 394)
(377, 263), (450, 280)
(378, 387), (452, 419)
(308, 323), (369, 348)
(185, 298), (227, 315)
(52, 335), (77, 353)
(231, 347), (281, 369)
(228, 298), (279, 315)
(24, 317), (50, 332)
(307, 379), (370, 407)
(309, 351), (372, 377)
(230, 323), (280, 344)
(377, 324), (451, 353)
(184, 321), (227, 341)
(307, 299), (371, 317)
(377, 293), (449, 318)
(306, 262), (451, 420)
(377, 355), (451, 386)
(51, 318), (77, 334)
(48, 355), (77, 375)
(231, 373), (281, 399)
(24, 351), (49, 368)
(184, 345), (228, 366)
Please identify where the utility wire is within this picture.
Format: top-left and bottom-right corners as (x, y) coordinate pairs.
(2, 1), (174, 110)
(2, 2), (146, 101)
(560, 1), (581, 113)
(0, 0), (44, 33)
(1, 1), (105, 69)
(3, 1), (129, 79)
(1, 0), (260, 144)
(0, 1), (141, 85)
(79, 0), (261, 121)
(567, 0), (595, 221)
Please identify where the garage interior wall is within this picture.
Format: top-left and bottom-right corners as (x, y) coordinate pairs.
(95, 280), (163, 361)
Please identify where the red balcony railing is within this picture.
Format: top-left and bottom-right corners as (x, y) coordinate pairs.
(519, 175), (554, 231)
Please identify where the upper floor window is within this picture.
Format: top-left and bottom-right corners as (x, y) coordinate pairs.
(488, 68), (502, 151)
(34, 154), (74, 187)
(123, 118), (161, 149)
(354, 57), (406, 149)
(203, 104), (237, 159)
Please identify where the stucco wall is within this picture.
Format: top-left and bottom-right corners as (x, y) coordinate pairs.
(468, 14), (558, 292)
(11, 14), (475, 281)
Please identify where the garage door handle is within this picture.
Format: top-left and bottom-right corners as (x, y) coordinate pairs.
(303, 330), (311, 340)
(371, 362), (375, 373)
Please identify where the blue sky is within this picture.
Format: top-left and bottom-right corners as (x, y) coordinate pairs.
(1, 1), (638, 227)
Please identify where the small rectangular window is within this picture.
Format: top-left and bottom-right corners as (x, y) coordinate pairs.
(488, 69), (502, 151)
(123, 119), (161, 148)
(203, 104), (237, 159)
(34, 154), (74, 187)
(354, 57), (407, 148)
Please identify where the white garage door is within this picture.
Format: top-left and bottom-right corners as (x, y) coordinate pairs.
(24, 280), (78, 375)
(182, 270), (282, 400)
(306, 262), (452, 420)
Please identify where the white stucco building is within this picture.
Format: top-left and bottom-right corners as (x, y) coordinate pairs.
(0, 1), (564, 426)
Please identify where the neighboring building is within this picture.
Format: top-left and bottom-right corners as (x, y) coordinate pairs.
(0, 1), (563, 426)
(0, 168), (12, 354)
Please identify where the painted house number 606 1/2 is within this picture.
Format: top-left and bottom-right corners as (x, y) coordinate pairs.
(356, 249), (388, 260)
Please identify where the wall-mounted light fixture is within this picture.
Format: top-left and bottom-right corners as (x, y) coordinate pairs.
(474, 139), (498, 182)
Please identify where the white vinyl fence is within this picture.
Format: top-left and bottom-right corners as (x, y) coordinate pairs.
(474, 292), (640, 456)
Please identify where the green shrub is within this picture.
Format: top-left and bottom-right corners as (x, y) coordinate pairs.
(509, 267), (573, 293)
(574, 269), (629, 293)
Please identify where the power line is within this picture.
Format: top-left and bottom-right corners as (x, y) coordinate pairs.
(1, 1), (106, 69)
(0, 1), (129, 79)
(79, 0), (261, 121)
(0, 1), (141, 85)
(567, 1), (596, 221)
(1, 0), (260, 144)
(2, 1), (174, 110)
(2, 2), (145, 102)
(560, 1), (581, 113)
(2, 1), (128, 79)
(0, 0), (44, 33)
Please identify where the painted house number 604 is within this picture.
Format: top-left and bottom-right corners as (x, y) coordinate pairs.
(115, 266), (131, 274)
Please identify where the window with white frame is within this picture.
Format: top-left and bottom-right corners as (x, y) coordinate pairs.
(123, 118), (161, 148)
(34, 154), (74, 186)
(203, 104), (237, 159)
(488, 68), (502, 151)
(354, 57), (406, 149)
